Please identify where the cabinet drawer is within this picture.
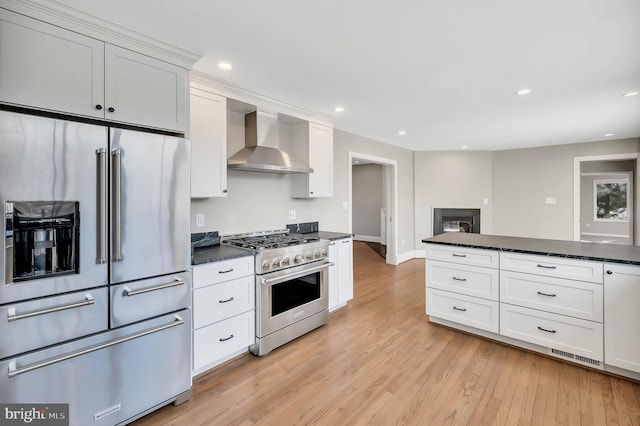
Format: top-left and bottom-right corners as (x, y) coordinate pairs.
(500, 271), (603, 322)
(193, 311), (254, 370)
(500, 252), (603, 283)
(500, 304), (603, 361)
(425, 244), (498, 268)
(193, 256), (254, 288)
(193, 276), (255, 329)
(427, 260), (498, 301)
(426, 288), (499, 333)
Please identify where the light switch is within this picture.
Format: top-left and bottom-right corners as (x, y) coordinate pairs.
(545, 197), (557, 205)
(195, 213), (205, 227)
(288, 210), (296, 220)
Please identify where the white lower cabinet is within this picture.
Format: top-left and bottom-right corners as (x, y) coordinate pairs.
(604, 263), (640, 373)
(427, 288), (499, 333)
(328, 237), (354, 311)
(192, 256), (255, 375)
(500, 303), (603, 361)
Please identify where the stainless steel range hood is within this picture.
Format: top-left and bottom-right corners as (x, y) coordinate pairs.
(227, 110), (313, 173)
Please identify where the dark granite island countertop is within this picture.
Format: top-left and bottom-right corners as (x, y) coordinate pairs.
(191, 245), (254, 266)
(422, 233), (640, 266)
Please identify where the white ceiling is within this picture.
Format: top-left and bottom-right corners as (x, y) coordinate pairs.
(54, 0), (640, 151)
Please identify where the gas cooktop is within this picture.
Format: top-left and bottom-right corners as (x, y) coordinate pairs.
(222, 230), (320, 251)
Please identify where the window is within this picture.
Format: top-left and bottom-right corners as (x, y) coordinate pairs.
(594, 179), (629, 221)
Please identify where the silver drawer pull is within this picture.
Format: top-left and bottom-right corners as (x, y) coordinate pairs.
(219, 334), (234, 342)
(537, 264), (556, 269)
(7, 295), (95, 322)
(452, 277), (467, 282)
(219, 297), (235, 304)
(537, 291), (557, 297)
(123, 279), (185, 297)
(537, 326), (557, 334)
(218, 268), (234, 274)
(8, 315), (184, 378)
(452, 306), (467, 312)
(452, 253), (467, 258)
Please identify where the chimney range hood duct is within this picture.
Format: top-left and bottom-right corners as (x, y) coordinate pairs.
(227, 110), (313, 173)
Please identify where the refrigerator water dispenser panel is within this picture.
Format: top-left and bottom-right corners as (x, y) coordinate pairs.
(6, 201), (80, 282)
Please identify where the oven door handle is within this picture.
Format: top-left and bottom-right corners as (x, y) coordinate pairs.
(260, 262), (333, 287)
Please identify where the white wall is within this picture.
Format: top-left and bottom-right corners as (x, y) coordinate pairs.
(492, 138), (640, 240)
(414, 151), (494, 253)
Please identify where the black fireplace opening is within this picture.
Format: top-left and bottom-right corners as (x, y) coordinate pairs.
(433, 208), (480, 236)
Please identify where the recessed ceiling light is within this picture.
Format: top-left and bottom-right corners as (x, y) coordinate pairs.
(217, 62), (232, 71)
(516, 89), (531, 96)
(623, 91), (639, 97)
(604, 133), (614, 137)
(334, 106), (345, 113)
(398, 130), (406, 135)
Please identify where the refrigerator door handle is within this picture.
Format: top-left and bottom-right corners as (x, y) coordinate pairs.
(122, 278), (185, 297)
(7, 314), (185, 378)
(111, 149), (123, 262)
(7, 294), (95, 322)
(96, 148), (108, 264)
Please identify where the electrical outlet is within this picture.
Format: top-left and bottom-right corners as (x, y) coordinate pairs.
(342, 201), (348, 210)
(195, 214), (205, 227)
(483, 198), (489, 205)
(288, 210), (296, 220)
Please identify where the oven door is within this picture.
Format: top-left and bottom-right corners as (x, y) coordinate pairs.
(256, 261), (331, 337)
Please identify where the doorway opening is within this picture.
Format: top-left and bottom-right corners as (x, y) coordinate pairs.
(573, 153), (639, 245)
(348, 152), (398, 265)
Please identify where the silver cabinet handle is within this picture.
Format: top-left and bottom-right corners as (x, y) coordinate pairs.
(452, 253), (467, 258)
(452, 277), (467, 282)
(111, 149), (123, 262)
(8, 315), (184, 378)
(537, 264), (556, 269)
(452, 306), (467, 312)
(219, 297), (234, 304)
(219, 334), (234, 342)
(123, 279), (185, 297)
(7, 294), (95, 322)
(537, 291), (557, 297)
(96, 148), (108, 264)
(537, 326), (557, 334)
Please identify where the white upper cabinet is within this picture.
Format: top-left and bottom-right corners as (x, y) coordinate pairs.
(0, 9), (105, 119)
(104, 44), (187, 132)
(291, 121), (333, 198)
(189, 88), (228, 198)
(0, 9), (188, 133)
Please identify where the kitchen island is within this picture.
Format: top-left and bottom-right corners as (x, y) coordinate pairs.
(422, 233), (640, 381)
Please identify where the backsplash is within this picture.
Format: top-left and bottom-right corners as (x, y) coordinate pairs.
(286, 222), (319, 234)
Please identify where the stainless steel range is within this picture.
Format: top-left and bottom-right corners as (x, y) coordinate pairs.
(223, 230), (331, 356)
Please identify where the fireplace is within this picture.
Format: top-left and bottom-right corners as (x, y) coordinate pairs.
(433, 208), (481, 236)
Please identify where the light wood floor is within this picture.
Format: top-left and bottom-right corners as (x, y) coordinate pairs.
(133, 241), (640, 425)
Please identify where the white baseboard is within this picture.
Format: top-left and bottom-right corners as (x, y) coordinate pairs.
(396, 250), (419, 264)
(354, 235), (381, 243)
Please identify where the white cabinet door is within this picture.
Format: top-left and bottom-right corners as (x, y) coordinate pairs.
(104, 44), (187, 132)
(604, 263), (640, 373)
(0, 9), (104, 118)
(328, 241), (339, 309)
(291, 121), (333, 198)
(337, 238), (354, 303)
(190, 88), (227, 197)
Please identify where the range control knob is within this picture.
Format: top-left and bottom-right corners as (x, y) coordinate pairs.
(262, 261), (271, 271)
(272, 258), (281, 268)
(281, 257), (290, 266)
(314, 250), (321, 259)
(306, 252), (313, 260)
(321, 249), (328, 257)
(294, 254), (305, 264)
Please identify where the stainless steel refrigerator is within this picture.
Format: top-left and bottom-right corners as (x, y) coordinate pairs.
(0, 110), (192, 425)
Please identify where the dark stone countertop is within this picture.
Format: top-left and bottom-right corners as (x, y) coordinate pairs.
(191, 245), (254, 266)
(314, 231), (354, 241)
(422, 233), (640, 266)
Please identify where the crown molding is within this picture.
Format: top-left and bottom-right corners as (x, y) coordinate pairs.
(2, 0), (201, 69)
(190, 71), (337, 127)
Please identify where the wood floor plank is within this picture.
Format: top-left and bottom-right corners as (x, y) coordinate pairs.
(132, 241), (640, 426)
